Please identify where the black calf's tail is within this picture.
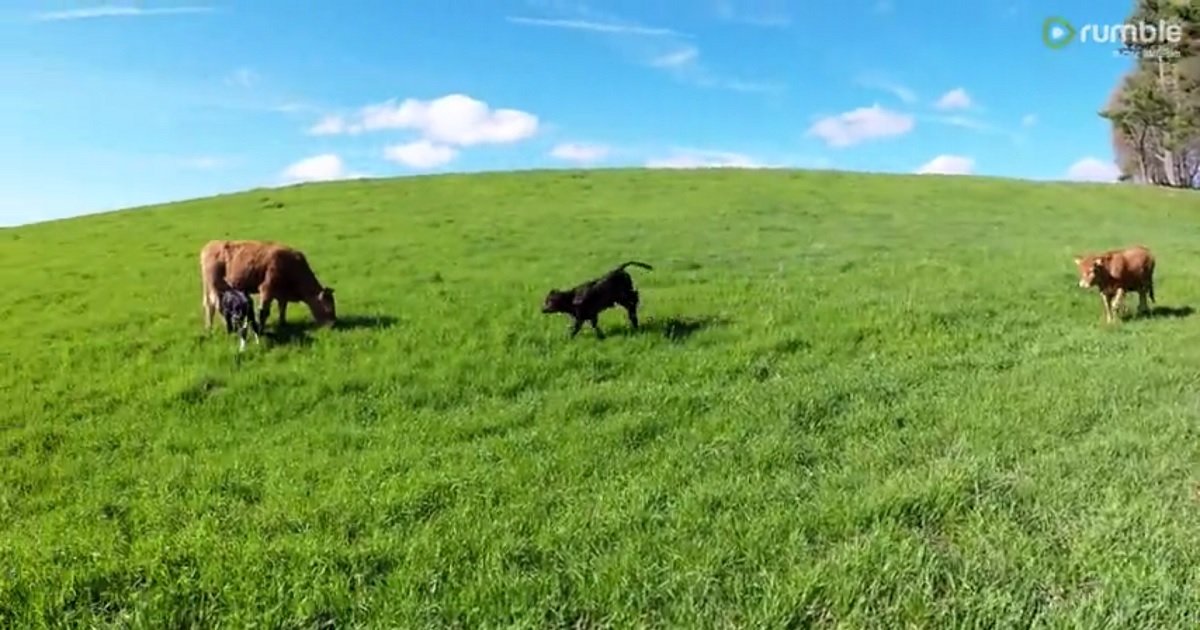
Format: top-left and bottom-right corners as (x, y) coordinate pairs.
(616, 261), (653, 272)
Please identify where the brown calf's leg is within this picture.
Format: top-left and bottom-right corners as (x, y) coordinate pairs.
(1100, 292), (1112, 323)
(1110, 288), (1126, 321)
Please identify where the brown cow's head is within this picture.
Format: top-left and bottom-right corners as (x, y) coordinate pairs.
(1073, 255), (1106, 289)
(315, 287), (337, 325)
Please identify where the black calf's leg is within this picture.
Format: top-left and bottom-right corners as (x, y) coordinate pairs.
(243, 300), (261, 336)
(249, 309), (262, 342)
(570, 318), (584, 337)
(620, 290), (640, 329)
(590, 316), (604, 340)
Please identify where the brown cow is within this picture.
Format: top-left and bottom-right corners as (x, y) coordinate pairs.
(200, 239), (336, 331)
(1073, 245), (1156, 323)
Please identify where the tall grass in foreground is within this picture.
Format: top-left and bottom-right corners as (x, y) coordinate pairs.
(3, 169), (1200, 626)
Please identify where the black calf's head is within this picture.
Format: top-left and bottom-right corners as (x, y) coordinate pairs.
(220, 290), (253, 325)
(542, 289), (573, 314)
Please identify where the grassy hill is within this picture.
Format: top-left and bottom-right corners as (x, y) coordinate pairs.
(4, 168), (1200, 626)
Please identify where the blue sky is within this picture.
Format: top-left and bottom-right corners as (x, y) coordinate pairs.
(0, 0), (1141, 226)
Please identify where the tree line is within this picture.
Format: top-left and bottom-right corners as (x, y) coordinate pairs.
(1104, 0), (1200, 187)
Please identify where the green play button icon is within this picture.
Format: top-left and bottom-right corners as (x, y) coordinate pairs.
(1043, 16), (1077, 49)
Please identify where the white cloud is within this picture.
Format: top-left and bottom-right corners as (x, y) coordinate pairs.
(644, 42), (780, 93)
(1021, 114), (1038, 127)
(32, 5), (214, 21)
(383, 140), (458, 169)
(652, 46), (699, 68)
(889, 85), (916, 104)
(646, 45), (778, 92)
(916, 154), (974, 175)
(930, 115), (990, 133)
(311, 94), (539, 146)
(645, 149), (773, 169)
(1066, 157), (1121, 182)
(308, 115), (348, 136)
(550, 143), (611, 163)
(226, 68), (258, 89)
(691, 76), (783, 93)
(644, 42), (779, 93)
(281, 154), (362, 183)
(274, 102), (318, 115)
(712, 0), (791, 27)
(925, 114), (1023, 144)
(857, 75), (917, 104)
(505, 16), (682, 37)
(935, 88), (973, 110)
(508, 6), (779, 94)
(807, 105), (915, 148)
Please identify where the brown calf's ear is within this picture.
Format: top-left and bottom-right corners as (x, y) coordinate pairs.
(1073, 257), (1082, 265)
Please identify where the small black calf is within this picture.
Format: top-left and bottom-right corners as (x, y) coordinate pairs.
(219, 288), (261, 351)
(542, 260), (652, 339)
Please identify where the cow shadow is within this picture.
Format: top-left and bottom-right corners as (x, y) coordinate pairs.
(1145, 305), (1194, 320)
(262, 325), (314, 347)
(261, 314), (398, 345)
(607, 315), (730, 342)
(1118, 305), (1195, 322)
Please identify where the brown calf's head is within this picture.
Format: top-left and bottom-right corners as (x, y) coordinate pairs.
(315, 287), (337, 325)
(1073, 255), (1107, 289)
(542, 289), (572, 314)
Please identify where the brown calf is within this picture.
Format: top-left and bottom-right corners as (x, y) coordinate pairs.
(1073, 245), (1156, 323)
(200, 239), (336, 331)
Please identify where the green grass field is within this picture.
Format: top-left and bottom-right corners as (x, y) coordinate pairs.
(5, 168), (1200, 627)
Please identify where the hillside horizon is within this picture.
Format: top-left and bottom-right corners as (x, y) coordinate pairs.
(2, 165), (1159, 230)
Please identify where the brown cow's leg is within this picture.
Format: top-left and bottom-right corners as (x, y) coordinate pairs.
(1137, 289), (1149, 315)
(202, 279), (218, 330)
(258, 291), (273, 330)
(278, 301), (288, 327)
(203, 289), (214, 330)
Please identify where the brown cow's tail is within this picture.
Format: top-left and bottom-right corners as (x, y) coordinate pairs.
(615, 261), (653, 272)
(1149, 259), (1157, 303)
(200, 251), (218, 327)
(200, 252), (230, 308)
